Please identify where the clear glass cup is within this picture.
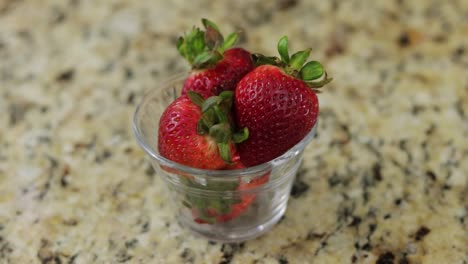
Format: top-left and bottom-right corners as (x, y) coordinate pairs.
(133, 74), (317, 242)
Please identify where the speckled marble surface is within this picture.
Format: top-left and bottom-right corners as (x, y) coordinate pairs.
(0, 0), (467, 263)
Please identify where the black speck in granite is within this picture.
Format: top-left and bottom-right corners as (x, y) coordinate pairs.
(277, 0), (298, 10)
(37, 156), (60, 200)
(141, 221), (150, 233)
(361, 243), (372, 251)
(56, 69), (75, 82)
(126, 92), (135, 105)
(397, 33), (411, 48)
(60, 164), (70, 188)
(415, 226), (431, 241)
(425, 170), (436, 181)
(62, 218), (78, 226)
(328, 173), (341, 188)
(9, 102), (34, 126)
(354, 242), (360, 250)
(40, 105), (49, 113)
(116, 249), (133, 263)
(390, 158), (411, 175)
(314, 225), (345, 256)
(376, 252), (395, 264)
(0, 235), (13, 259)
(208, 241), (217, 245)
(348, 216), (362, 227)
(124, 67), (134, 80)
(150, 69), (160, 77)
(95, 149), (112, 163)
(278, 255), (289, 264)
(372, 163), (383, 181)
(124, 239), (138, 249)
(368, 223), (377, 237)
(145, 163), (154, 178)
(394, 198), (402, 206)
(399, 257), (410, 264)
(411, 105), (425, 115)
(383, 214), (391, 220)
(278, 214), (286, 224)
(425, 124), (436, 135)
(306, 231), (326, 240)
(68, 253), (79, 264)
(337, 197), (356, 223)
(398, 139), (412, 163)
(219, 243), (244, 264)
(453, 46), (465, 58)
(123, 147), (133, 154)
(181, 248), (195, 263)
(290, 179), (309, 198)
(330, 123), (351, 146)
(51, 7), (66, 24)
(290, 166), (309, 198)
(351, 255), (357, 263)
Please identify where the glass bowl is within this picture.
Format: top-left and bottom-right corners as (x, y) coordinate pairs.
(133, 74), (317, 242)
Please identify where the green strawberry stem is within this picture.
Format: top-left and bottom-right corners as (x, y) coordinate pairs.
(177, 19), (239, 69)
(252, 36), (333, 91)
(187, 91), (248, 163)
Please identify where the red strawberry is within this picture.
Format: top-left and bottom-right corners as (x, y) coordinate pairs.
(235, 36), (332, 167)
(217, 168), (270, 222)
(193, 157), (270, 224)
(158, 91), (248, 169)
(158, 91), (251, 224)
(177, 19), (254, 98)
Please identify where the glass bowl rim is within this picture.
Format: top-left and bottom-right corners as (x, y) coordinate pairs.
(132, 73), (318, 178)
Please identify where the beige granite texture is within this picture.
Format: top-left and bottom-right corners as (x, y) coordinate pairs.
(0, 0), (467, 263)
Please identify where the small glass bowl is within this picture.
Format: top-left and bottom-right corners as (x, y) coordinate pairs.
(133, 74), (317, 242)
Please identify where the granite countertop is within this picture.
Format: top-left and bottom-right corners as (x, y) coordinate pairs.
(0, 0), (467, 263)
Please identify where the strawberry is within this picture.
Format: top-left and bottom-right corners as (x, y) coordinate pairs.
(235, 36), (332, 167)
(192, 157), (270, 224)
(158, 91), (248, 169)
(216, 166), (270, 222)
(177, 19), (254, 98)
(158, 91), (251, 223)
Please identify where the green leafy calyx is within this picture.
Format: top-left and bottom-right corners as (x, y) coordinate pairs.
(177, 19), (239, 69)
(187, 91), (248, 163)
(252, 35), (333, 90)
